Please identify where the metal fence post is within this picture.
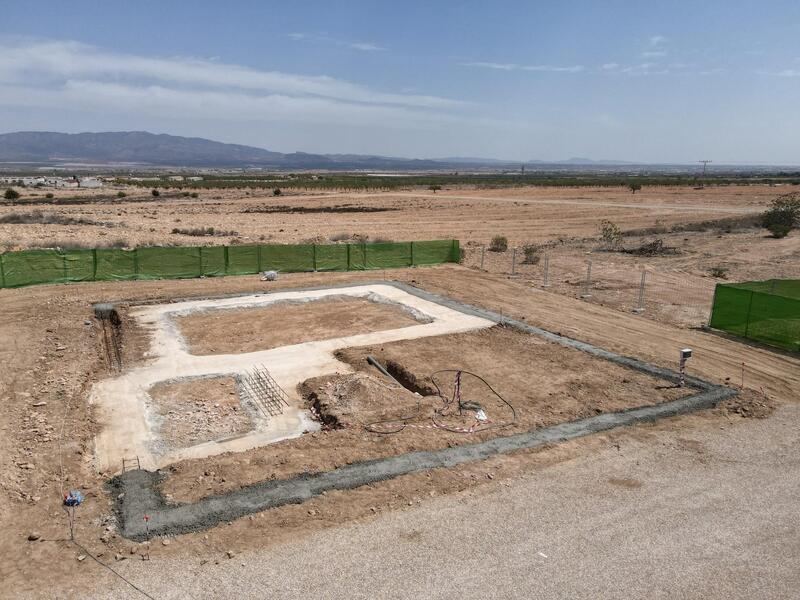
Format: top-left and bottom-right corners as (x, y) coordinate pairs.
(511, 247), (517, 275)
(743, 290), (755, 339)
(634, 269), (646, 313)
(480, 246), (485, 270)
(581, 260), (593, 298)
(542, 253), (550, 288)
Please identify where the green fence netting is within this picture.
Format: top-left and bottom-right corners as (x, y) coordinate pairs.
(709, 280), (800, 352)
(0, 239), (460, 290)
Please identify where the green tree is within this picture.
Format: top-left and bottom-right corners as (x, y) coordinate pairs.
(151, 189), (160, 197)
(628, 183), (642, 194)
(429, 184), (442, 193)
(4, 188), (19, 200)
(273, 188), (282, 196)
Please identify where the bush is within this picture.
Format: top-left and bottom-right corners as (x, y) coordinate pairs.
(4, 188), (20, 200)
(521, 243), (540, 264)
(151, 189), (160, 197)
(190, 192), (199, 198)
(273, 188), (282, 196)
(628, 183), (642, 194)
(171, 226), (238, 237)
(488, 235), (508, 252)
(428, 185), (442, 193)
(117, 191), (126, 198)
(45, 193), (54, 199)
(762, 194), (800, 238)
(600, 219), (622, 249)
(709, 266), (729, 279)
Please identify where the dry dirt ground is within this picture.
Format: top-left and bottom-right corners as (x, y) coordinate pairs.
(175, 295), (421, 355)
(147, 376), (252, 450)
(0, 183), (778, 250)
(1, 266), (796, 598)
(1, 183), (798, 597)
(2, 183), (797, 332)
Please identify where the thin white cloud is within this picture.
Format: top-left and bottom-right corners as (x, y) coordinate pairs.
(0, 37), (451, 109)
(349, 42), (385, 52)
(648, 35), (667, 46)
(601, 63), (620, 70)
(288, 32), (385, 52)
(460, 61), (584, 73)
(0, 37), (489, 134)
(641, 50), (667, 58)
(773, 69), (800, 77)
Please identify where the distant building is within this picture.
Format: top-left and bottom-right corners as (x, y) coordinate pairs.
(79, 177), (103, 188)
(168, 175), (185, 182)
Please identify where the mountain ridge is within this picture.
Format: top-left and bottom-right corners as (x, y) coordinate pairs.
(0, 130), (640, 169)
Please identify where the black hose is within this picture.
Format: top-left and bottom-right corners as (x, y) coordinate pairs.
(364, 368), (516, 435)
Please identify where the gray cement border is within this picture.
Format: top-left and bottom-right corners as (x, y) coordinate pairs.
(111, 280), (737, 540)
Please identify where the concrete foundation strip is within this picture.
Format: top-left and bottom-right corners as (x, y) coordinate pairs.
(111, 280), (737, 540)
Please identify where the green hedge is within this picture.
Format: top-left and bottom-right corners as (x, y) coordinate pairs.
(709, 280), (800, 352)
(0, 240), (460, 289)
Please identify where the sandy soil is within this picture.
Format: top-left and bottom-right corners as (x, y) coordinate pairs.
(1, 255), (797, 595)
(176, 296), (422, 355)
(0, 184), (777, 251)
(147, 376), (252, 450)
(462, 227), (800, 328)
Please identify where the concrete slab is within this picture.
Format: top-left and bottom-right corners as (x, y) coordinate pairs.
(91, 284), (494, 473)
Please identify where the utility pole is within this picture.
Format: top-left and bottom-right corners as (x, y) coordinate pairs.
(697, 160), (712, 189)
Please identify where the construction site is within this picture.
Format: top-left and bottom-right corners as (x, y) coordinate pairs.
(1, 182), (799, 598)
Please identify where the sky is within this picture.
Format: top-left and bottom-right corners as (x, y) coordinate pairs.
(1, 0), (799, 163)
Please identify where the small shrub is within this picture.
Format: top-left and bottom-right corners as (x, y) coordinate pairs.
(117, 191), (126, 198)
(4, 188), (20, 200)
(428, 184), (442, 193)
(488, 235), (508, 252)
(151, 189), (160, 197)
(273, 188), (282, 196)
(709, 266), (729, 279)
(45, 193), (54, 199)
(521, 243), (540, 264)
(181, 191), (190, 197)
(628, 183), (642, 194)
(190, 192), (199, 198)
(329, 232), (351, 242)
(600, 219), (623, 249)
(761, 194), (800, 238)
(171, 226), (238, 237)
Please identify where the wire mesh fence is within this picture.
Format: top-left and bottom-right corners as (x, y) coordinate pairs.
(462, 244), (717, 328)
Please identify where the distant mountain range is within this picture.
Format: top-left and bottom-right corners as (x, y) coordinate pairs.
(0, 131), (647, 170)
